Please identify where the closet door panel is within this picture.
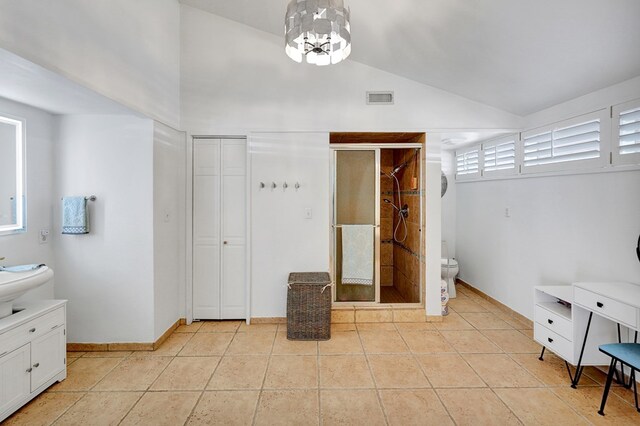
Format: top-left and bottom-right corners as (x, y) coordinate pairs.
(193, 245), (221, 319)
(222, 175), (246, 243)
(221, 244), (246, 318)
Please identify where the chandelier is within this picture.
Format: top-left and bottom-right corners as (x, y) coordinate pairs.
(285, 0), (351, 66)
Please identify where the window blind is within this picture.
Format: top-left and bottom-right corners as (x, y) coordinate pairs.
(523, 119), (600, 167)
(483, 138), (516, 172)
(456, 149), (479, 176)
(619, 107), (640, 155)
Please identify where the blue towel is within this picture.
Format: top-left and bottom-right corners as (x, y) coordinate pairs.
(62, 196), (89, 234)
(0, 264), (45, 272)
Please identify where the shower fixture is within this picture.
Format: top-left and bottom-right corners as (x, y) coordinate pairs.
(381, 148), (420, 243)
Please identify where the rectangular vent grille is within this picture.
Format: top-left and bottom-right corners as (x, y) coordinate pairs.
(619, 107), (640, 155)
(367, 91), (394, 105)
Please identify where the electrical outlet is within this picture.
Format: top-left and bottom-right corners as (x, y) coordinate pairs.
(39, 229), (50, 244)
(505, 208), (511, 218)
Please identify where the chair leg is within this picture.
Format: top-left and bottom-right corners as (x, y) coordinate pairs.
(633, 369), (639, 413)
(599, 358), (617, 416)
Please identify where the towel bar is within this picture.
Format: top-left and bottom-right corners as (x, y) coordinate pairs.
(60, 196), (96, 202)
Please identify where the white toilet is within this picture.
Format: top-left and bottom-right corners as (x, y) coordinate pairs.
(441, 241), (458, 298)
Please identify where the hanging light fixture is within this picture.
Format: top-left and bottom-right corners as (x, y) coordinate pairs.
(285, 0), (351, 66)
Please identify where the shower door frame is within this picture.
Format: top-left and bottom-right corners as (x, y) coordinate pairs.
(330, 143), (424, 307)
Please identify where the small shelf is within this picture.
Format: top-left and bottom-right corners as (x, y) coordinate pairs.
(537, 301), (571, 321)
(535, 285), (573, 304)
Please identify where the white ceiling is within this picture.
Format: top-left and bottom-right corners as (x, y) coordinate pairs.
(181, 0), (640, 117)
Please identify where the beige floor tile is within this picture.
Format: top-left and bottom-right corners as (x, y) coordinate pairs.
(449, 298), (488, 313)
(481, 329), (542, 353)
(380, 389), (453, 426)
(416, 353), (486, 388)
(331, 323), (357, 332)
(433, 312), (475, 330)
(272, 331), (318, 355)
(199, 321), (241, 333)
(519, 329), (534, 339)
(356, 322), (397, 331)
(459, 312), (513, 329)
(54, 392), (142, 425)
(399, 330), (455, 353)
(151, 332), (193, 356)
(437, 388), (521, 426)
(121, 391), (200, 426)
(510, 353), (598, 386)
(226, 332), (275, 355)
(237, 323), (278, 332)
(394, 322), (435, 331)
(4, 392), (84, 426)
(178, 332), (234, 356)
(368, 354), (430, 388)
(463, 354), (543, 387)
(550, 386), (638, 423)
(187, 391), (259, 425)
(495, 387), (589, 425)
(66, 351), (85, 358)
(264, 355), (318, 389)
(150, 356), (220, 390)
(320, 389), (386, 426)
(440, 330), (502, 353)
(254, 390), (319, 426)
(175, 322), (203, 333)
(319, 331), (363, 354)
(612, 385), (640, 409)
(207, 355), (269, 390)
(319, 355), (374, 389)
(49, 357), (121, 391)
(82, 351), (131, 358)
(93, 355), (172, 391)
(359, 330), (409, 353)
(496, 313), (533, 330)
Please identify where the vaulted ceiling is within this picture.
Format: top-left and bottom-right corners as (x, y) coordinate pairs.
(180, 0), (640, 117)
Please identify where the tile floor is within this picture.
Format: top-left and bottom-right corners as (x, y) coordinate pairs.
(5, 285), (640, 425)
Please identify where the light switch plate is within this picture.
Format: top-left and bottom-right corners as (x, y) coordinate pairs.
(39, 229), (50, 244)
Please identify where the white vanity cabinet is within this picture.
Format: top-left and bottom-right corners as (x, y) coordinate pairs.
(0, 300), (67, 422)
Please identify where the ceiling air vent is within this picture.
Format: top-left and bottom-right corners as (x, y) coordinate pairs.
(366, 91), (394, 105)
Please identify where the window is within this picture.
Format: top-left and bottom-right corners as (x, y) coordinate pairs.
(612, 99), (640, 165)
(482, 136), (516, 175)
(455, 148), (480, 179)
(521, 110), (608, 173)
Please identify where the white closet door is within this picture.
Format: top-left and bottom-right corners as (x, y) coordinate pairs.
(221, 139), (246, 319)
(193, 139), (222, 319)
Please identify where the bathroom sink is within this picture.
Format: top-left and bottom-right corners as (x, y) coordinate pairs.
(0, 266), (53, 318)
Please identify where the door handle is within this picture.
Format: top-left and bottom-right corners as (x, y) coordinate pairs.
(26, 368), (32, 373)
(29, 328), (36, 333)
(596, 302), (604, 308)
(223, 241), (228, 245)
(547, 319), (553, 324)
(547, 338), (554, 343)
(33, 362), (40, 368)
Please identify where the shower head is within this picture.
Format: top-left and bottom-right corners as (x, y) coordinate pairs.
(383, 198), (400, 211)
(390, 163), (406, 176)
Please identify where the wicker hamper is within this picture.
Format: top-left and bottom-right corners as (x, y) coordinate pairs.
(287, 272), (332, 341)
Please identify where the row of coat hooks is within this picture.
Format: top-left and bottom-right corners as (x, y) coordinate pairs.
(259, 182), (301, 190)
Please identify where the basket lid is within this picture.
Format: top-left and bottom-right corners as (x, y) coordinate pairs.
(288, 272), (331, 285)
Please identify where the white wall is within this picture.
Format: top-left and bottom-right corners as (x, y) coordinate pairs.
(456, 171), (640, 318)
(54, 115), (156, 343)
(455, 77), (640, 319)
(0, 0), (181, 128)
(153, 122), (186, 338)
(441, 150), (457, 258)
(249, 133), (330, 318)
(0, 97), (55, 302)
(180, 5), (522, 134)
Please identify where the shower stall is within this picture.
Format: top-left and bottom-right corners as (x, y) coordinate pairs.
(331, 137), (424, 305)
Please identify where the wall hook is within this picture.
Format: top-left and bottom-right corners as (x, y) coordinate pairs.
(271, 182), (277, 189)
(259, 182), (265, 189)
(295, 182), (300, 190)
(283, 182), (288, 189)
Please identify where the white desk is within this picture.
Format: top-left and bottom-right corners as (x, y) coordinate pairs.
(534, 282), (640, 387)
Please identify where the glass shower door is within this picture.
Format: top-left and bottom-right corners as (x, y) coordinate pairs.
(333, 149), (380, 302)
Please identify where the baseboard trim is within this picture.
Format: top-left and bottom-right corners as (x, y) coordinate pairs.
(252, 307), (432, 325)
(456, 279), (533, 328)
(67, 319), (182, 352)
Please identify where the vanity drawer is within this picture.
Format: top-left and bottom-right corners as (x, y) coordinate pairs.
(0, 308), (65, 354)
(574, 287), (637, 329)
(534, 304), (572, 340)
(535, 325), (573, 362)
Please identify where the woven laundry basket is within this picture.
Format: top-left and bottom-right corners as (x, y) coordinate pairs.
(287, 272), (332, 341)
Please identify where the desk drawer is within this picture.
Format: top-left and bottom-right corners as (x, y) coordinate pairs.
(534, 304), (572, 340)
(574, 287), (637, 329)
(0, 307), (65, 354)
(534, 325), (573, 362)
